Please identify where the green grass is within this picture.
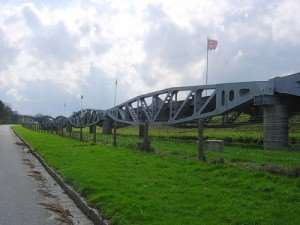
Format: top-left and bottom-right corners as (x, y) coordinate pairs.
(70, 128), (300, 169)
(14, 126), (300, 225)
(71, 123), (300, 146)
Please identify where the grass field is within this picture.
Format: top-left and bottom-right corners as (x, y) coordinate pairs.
(71, 123), (300, 147)
(69, 126), (300, 169)
(14, 125), (300, 225)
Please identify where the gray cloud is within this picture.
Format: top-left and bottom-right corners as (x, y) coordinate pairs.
(23, 7), (80, 66)
(0, 29), (19, 71)
(0, 0), (300, 116)
(144, 6), (203, 71)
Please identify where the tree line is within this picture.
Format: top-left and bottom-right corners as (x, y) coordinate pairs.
(0, 100), (18, 124)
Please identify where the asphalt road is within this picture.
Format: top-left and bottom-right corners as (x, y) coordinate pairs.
(0, 125), (56, 225)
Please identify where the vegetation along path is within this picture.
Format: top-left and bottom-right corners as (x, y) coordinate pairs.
(14, 125), (300, 225)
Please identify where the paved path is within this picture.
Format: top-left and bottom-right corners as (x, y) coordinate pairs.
(0, 125), (56, 225)
(0, 125), (93, 225)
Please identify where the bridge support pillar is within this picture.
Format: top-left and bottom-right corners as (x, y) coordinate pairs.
(91, 125), (97, 144)
(80, 127), (83, 142)
(197, 119), (206, 161)
(67, 125), (72, 137)
(113, 122), (117, 146)
(263, 103), (288, 150)
(139, 124), (145, 138)
(89, 125), (94, 134)
(142, 122), (152, 152)
(102, 118), (113, 134)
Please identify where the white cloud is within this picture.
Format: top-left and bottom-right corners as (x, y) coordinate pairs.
(0, 0), (299, 116)
(265, 0), (300, 45)
(6, 88), (25, 102)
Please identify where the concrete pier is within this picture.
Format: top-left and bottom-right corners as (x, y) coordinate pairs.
(102, 118), (113, 134)
(197, 119), (206, 161)
(139, 124), (145, 138)
(263, 103), (288, 150)
(141, 123), (151, 152)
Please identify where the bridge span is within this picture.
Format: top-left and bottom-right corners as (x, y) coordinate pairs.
(21, 72), (300, 150)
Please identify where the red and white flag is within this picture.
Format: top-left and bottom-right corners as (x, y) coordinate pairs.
(207, 38), (218, 50)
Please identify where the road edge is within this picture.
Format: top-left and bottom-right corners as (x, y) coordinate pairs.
(12, 127), (108, 225)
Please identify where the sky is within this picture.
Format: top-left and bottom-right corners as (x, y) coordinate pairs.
(1, 0), (300, 116)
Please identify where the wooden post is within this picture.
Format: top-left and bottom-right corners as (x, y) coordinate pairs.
(113, 122), (117, 146)
(197, 119), (206, 161)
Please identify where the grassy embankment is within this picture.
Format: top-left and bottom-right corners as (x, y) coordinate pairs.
(14, 125), (300, 225)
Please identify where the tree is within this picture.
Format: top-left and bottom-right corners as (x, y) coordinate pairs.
(0, 100), (18, 124)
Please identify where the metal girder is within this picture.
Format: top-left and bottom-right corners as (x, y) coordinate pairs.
(29, 72), (300, 128)
(106, 72), (300, 125)
(68, 109), (106, 128)
(106, 82), (270, 125)
(35, 116), (55, 129)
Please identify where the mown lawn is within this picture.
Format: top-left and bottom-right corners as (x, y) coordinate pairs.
(72, 124), (300, 147)
(71, 128), (300, 169)
(14, 126), (300, 225)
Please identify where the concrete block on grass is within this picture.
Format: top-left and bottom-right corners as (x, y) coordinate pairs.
(204, 140), (224, 151)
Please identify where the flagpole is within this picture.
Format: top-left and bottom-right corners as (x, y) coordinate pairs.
(205, 38), (209, 95)
(114, 79), (118, 107)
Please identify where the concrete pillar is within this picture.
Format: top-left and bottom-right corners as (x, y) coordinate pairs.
(263, 104), (288, 150)
(139, 124), (145, 138)
(113, 123), (117, 146)
(142, 123), (152, 152)
(80, 127), (83, 141)
(92, 125), (97, 144)
(197, 119), (206, 161)
(102, 118), (113, 134)
(89, 126), (94, 134)
(67, 125), (72, 137)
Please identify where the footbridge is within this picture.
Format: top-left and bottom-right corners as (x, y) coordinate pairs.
(22, 72), (300, 150)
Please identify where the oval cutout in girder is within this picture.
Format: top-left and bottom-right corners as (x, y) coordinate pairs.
(239, 88), (250, 96)
(229, 90), (234, 101)
(221, 90), (225, 106)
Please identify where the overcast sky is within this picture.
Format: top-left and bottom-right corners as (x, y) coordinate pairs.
(0, 0), (300, 116)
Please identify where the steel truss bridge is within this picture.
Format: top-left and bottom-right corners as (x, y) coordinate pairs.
(21, 72), (300, 149)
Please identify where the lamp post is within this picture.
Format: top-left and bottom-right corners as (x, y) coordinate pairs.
(63, 103), (66, 116)
(80, 95), (84, 141)
(80, 95), (84, 115)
